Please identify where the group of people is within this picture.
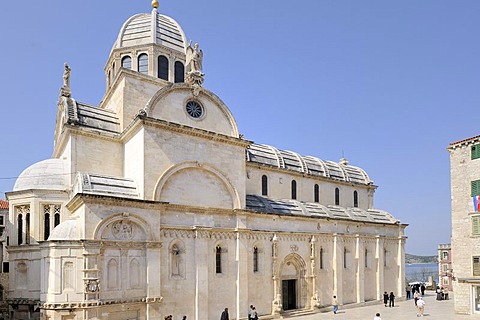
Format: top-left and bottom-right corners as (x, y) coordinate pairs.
(406, 283), (426, 299)
(435, 286), (449, 300)
(219, 306), (257, 320)
(382, 291), (396, 307)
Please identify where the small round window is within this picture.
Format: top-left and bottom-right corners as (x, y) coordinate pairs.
(185, 100), (204, 119)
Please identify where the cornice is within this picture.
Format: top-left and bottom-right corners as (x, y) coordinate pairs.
(121, 115), (252, 148)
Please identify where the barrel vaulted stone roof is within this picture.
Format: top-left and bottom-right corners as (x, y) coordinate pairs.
(246, 195), (399, 224)
(72, 173), (139, 199)
(246, 144), (372, 185)
(62, 98), (120, 134)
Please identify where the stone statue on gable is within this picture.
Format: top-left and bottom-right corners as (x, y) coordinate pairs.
(60, 63), (72, 97)
(186, 41), (203, 74)
(185, 41), (205, 88)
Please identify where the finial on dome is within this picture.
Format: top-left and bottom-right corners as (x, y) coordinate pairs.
(152, 0), (159, 9)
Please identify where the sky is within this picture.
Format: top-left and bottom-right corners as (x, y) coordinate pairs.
(1, 1), (479, 255)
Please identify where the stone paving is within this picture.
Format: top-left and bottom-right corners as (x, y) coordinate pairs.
(283, 291), (480, 320)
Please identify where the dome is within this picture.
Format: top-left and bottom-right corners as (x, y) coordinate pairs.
(113, 9), (188, 54)
(13, 159), (69, 192)
(48, 219), (80, 240)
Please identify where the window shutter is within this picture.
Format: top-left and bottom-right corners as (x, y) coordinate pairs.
(473, 216), (480, 235)
(472, 144), (480, 160)
(472, 180), (480, 197)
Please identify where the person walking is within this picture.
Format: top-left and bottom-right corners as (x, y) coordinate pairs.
(406, 284), (411, 299)
(248, 305), (254, 320)
(220, 308), (229, 320)
(383, 291), (389, 307)
(389, 291), (395, 307)
(414, 290), (420, 306)
(373, 312), (382, 320)
(332, 295), (339, 314)
(416, 297), (426, 317)
(421, 283), (426, 296)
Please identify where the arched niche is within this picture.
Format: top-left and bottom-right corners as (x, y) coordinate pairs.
(153, 161), (241, 209)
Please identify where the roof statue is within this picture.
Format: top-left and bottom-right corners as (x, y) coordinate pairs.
(186, 41), (205, 88)
(60, 63), (72, 98)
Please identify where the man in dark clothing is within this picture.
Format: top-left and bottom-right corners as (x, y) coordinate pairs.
(421, 284), (426, 296)
(389, 292), (395, 307)
(383, 292), (389, 307)
(221, 308), (229, 320)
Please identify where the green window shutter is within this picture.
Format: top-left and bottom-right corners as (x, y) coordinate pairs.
(472, 180), (480, 197)
(473, 216), (480, 235)
(473, 145), (480, 160)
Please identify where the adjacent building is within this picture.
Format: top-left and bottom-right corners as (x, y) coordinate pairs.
(5, 2), (407, 319)
(449, 136), (480, 314)
(438, 243), (453, 292)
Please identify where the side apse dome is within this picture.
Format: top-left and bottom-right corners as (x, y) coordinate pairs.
(112, 9), (188, 54)
(13, 158), (69, 192)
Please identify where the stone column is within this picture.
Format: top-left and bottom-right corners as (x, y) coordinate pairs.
(332, 234), (342, 304)
(195, 230), (209, 320)
(397, 236), (406, 298)
(146, 243), (162, 320)
(235, 232), (248, 320)
(375, 236), (384, 300)
(355, 235), (365, 303)
(310, 236), (320, 309)
(271, 234), (281, 315)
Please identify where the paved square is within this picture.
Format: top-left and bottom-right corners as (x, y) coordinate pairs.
(285, 292), (480, 320)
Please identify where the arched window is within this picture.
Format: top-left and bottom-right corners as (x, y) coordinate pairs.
(314, 184), (319, 202)
(261, 175), (268, 196)
(291, 180), (297, 200)
(174, 61), (184, 83)
(353, 190), (358, 207)
(44, 208), (50, 240)
(130, 258), (141, 288)
(253, 247), (259, 273)
(319, 247), (324, 269)
(384, 249), (388, 267)
(112, 62), (116, 79)
(138, 53), (148, 74)
(107, 259), (118, 290)
(365, 249), (368, 268)
(215, 246), (222, 274)
(17, 214), (23, 245)
(343, 247), (347, 268)
(335, 188), (340, 206)
(54, 213), (60, 227)
(25, 213), (30, 244)
(158, 55), (169, 80)
(121, 56), (132, 69)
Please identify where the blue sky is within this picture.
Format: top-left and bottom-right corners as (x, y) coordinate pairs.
(1, 1), (479, 255)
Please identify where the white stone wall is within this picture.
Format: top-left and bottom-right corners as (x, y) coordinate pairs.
(246, 166), (371, 208)
(141, 126), (246, 208)
(449, 142), (480, 314)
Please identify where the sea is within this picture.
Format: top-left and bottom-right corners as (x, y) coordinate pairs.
(405, 263), (439, 283)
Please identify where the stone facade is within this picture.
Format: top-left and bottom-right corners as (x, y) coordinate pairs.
(449, 136), (480, 314)
(438, 244), (453, 292)
(5, 4), (407, 320)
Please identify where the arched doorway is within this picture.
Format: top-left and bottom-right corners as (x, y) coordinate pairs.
(280, 253), (307, 311)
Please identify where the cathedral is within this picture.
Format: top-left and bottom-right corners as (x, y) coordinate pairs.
(5, 2), (407, 319)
